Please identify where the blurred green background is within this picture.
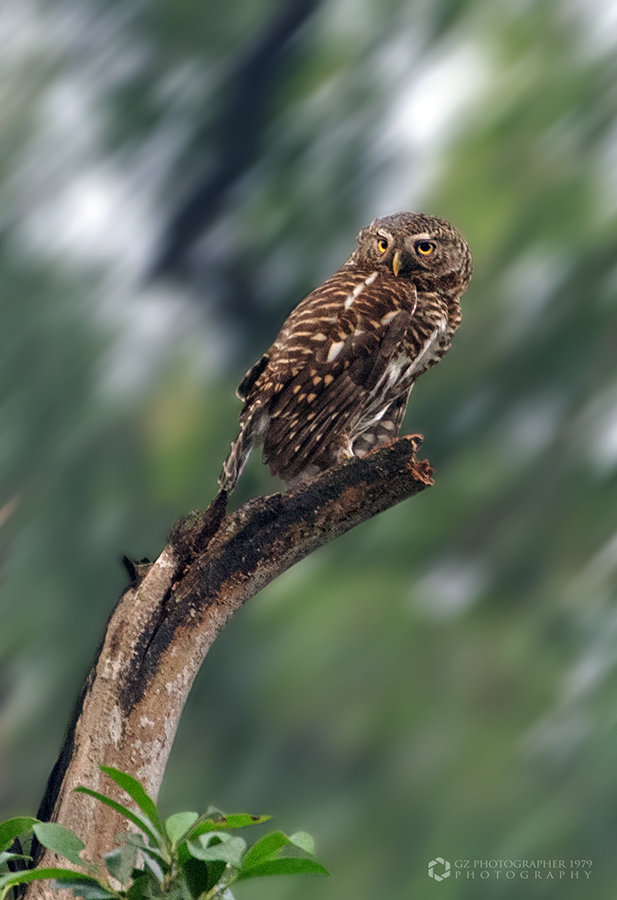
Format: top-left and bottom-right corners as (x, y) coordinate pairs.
(2, 0), (617, 897)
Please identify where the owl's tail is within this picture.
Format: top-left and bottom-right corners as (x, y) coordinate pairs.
(219, 420), (254, 493)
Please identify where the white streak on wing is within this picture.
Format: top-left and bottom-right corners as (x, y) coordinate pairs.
(381, 318), (447, 389)
(327, 340), (344, 362)
(358, 406), (388, 430)
(381, 310), (399, 326)
(344, 282), (364, 310)
(406, 320), (447, 378)
(344, 271), (378, 309)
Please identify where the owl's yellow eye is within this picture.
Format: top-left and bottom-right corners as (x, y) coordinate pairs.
(415, 240), (435, 256)
(377, 238), (388, 254)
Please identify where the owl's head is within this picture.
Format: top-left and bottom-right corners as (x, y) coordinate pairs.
(349, 211), (472, 297)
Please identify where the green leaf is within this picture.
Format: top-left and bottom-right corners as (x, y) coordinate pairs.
(176, 838), (192, 867)
(119, 832), (167, 863)
(104, 844), (137, 885)
(289, 831), (315, 854)
(32, 823), (85, 866)
(240, 832), (290, 870)
(165, 811), (198, 844)
(0, 851), (32, 867)
(181, 850), (232, 895)
(75, 787), (161, 847)
(55, 877), (117, 899)
(237, 858), (329, 880)
(180, 856), (211, 898)
(99, 767), (164, 837)
(0, 818), (39, 853)
(205, 862), (228, 893)
(74, 787), (133, 820)
(187, 813), (270, 840)
(186, 834), (246, 867)
(143, 852), (167, 882)
(0, 867), (103, 891)
(118, 834), (168, 883)
(126, 872), (160, 899)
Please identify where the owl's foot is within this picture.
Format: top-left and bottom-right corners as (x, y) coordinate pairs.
(361, 432), (423, 458)
(400, 432), (423, 452)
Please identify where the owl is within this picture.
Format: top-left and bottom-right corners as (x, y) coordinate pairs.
(220, 212), (472, 492)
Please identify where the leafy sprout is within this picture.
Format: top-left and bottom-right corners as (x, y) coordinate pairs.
(0, 766), (328, 899)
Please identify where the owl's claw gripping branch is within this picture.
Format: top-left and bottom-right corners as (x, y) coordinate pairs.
(364, 430), (424, 458)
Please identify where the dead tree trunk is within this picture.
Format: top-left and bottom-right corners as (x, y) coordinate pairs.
(27, 436), (433, 897)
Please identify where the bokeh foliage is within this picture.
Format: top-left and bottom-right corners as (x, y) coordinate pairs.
(1, 0), (617, 897)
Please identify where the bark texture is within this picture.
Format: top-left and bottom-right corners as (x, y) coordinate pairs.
(27, 436), (433, 897)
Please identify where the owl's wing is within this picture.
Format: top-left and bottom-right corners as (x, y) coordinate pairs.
(253, 273), (417, 479)
(352, 390), (411, 457)
(237, 353), (269, 400)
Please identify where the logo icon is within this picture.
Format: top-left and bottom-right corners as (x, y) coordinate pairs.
(428, 857), (451, 882)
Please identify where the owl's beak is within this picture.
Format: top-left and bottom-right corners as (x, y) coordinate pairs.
(392, 250), (401, 277)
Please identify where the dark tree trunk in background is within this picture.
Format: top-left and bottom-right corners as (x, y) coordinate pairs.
(152, 0), (322, 278)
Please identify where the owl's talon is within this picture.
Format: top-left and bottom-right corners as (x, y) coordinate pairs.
(402, 432), (423, 451)
(362, 432), (424, 459)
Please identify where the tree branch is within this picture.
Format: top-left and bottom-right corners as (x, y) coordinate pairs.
(28, 435), (433, 896)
